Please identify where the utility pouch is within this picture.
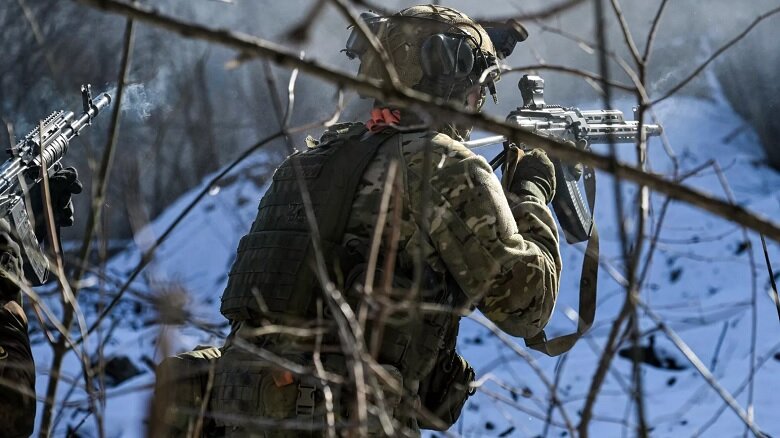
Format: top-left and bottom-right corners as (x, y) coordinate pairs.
(417, 348), (475, 430)
(153, 345), (222, 437)
(210, 348), (301, 437)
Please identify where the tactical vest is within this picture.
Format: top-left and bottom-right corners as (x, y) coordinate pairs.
(220, 126), (461, 381)
(221, 124), (380, 322)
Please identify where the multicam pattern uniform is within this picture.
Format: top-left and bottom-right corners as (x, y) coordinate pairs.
(346, 129), (561, 338)
(211, 127), (561, 436)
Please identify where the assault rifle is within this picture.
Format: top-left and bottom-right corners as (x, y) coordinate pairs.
(465, 75), (662, 355)
(0, 85), (111, 283)
(465, 74), (663, 243)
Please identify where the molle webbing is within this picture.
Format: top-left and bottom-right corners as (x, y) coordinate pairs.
(220, 129), (393, 323)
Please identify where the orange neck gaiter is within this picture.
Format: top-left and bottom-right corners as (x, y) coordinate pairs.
(366, 107), (401, 132)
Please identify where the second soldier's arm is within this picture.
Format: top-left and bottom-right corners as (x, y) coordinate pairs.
(404, 133), (561, 339)
(0, 220), (36, 437)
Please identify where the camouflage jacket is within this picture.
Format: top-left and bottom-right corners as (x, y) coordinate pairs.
(0, 299), (35, 438)
(343, 128), (561, 338)
(0, 223), (35, 438)
(210, 125), (561, 435)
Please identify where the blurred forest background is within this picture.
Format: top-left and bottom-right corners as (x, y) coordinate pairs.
(1, 0), (778, 243)
(2, 1), (780, 436)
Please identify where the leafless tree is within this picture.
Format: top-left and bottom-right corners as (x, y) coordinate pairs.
(2, 0), (778, 437)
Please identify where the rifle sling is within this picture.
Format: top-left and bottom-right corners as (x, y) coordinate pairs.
(524, 164), (599, 356)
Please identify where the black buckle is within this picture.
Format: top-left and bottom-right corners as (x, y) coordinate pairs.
(296, 381), (316, 417)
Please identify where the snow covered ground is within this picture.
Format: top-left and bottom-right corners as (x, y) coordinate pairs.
(33, 89), (780, 436)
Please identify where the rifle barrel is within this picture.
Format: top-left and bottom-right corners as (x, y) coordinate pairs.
(463, 135), (506, 149)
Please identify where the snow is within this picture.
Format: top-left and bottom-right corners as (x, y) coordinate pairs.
(33, 91), (780, 436)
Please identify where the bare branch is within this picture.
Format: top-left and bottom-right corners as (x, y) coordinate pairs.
(15, 0), (64, 89)
(639, 301), (765, 436)
(78, 18), (136, 267)
(75, 130), (284, 342)
(284, 0), (326, 42)
(67, 0), (780, 243)
(465, 313), (577, 436)
(475, 0), (587, 24)
(694, 341), (780, 435)
(761, 234), (780, 322)
(329, 0), (402, 89)
(642, 0), (670, 63)
(650, 5), (780, 106)
(490, 64), (636, 92)
(608, 0), (642, 66)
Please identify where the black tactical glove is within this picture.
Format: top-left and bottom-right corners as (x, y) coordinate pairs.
(30, 166), (83, 229)
(501, 145), (556, 204)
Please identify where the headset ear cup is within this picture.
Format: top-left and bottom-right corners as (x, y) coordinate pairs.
(420, 34), (475, 79)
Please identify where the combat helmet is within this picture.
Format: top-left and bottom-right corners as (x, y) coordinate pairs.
(344, 5), (527, 111)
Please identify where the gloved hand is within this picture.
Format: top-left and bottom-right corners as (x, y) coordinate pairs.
(30, 166), (83, 229)
(501, 145), (556, 204)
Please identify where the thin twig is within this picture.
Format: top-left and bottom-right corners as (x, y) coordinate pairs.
(650, 5), (780, 107)
(329, 0), (402, 89)
(760, 234), (780, 322)
(642, 0), (670, 63)
(38, 19), (135, 436)
(639, 301), (764, 436)
(476, 0), (587, 24)
(542, 354), (569, 438)
(69, 0), (780, 243)
(608, 0), (642, 67)
(711, 162), (759, 436)
(74, 131), (284, 342)
(75, 18), (135, 283)
(284, 0), (327, 42)
(77, 82), (346, 343)
(37, 119), (102, 437)
(709, 321), (729, 371)
(490, 64), (635, 92)
(694, 341), (780, 436)
(465, 313), (577, 436)
(580, 1), (636, 436)
(610, 0), (650, 432)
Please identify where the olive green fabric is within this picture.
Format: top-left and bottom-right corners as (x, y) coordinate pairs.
(211, 347), (406, 437)
(0, 299), (35, 438)
(220, 124), (389, 324)
(417, 318), (474, 430)
(359, 5), (495, 91)
(214, 124), (561, 435)
(357, 5), (498, 141)
(210, 347), (311, 438)
(0, 219), (35, 438)
(152, 346), (223, 437)
(215, 5), (559, 429)
(503, 146), (557, 205)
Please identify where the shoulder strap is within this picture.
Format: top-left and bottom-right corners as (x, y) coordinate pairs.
(524, 165), (599, 356)
(316, 128), (395, 245)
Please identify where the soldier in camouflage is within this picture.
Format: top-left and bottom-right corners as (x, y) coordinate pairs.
(0, 219), (36, 437)
(154, 5), (560, 437)
(0, 167), (81, 437)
